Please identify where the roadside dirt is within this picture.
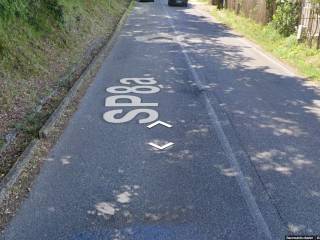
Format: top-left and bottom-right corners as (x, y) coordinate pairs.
(0, 0), (132, 231)
(0, 31), (120, 230)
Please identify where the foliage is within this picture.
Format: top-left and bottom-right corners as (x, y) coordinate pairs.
(0, 0), (64, 28)
(271, 0), (301, 36)
(0, 0), (129, 129)
(210, 6), (320, 81)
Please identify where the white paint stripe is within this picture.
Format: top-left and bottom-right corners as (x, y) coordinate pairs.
(147, 120), (173, 128)
(160, 2), (273, 239)
(237, 38), (294, 76)
(148, 142), (174, 150)
(191, 6), (294, 77)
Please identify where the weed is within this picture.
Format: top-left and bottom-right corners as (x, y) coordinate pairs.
(210, 6), (320, 81)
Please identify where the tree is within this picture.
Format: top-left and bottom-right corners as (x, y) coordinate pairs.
(272, 0), (301, 37)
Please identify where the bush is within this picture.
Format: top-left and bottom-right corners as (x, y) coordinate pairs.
(0, 0), (64, 26)
(26, 0), (64, 29)
(272, 0), (301, 36)
(42, 0), (64, 24)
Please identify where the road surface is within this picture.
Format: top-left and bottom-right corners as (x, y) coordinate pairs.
(2, 0), (320, 239)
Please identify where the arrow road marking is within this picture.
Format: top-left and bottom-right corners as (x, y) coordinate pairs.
(148, 142), (174, 150)
(147, 121), (172, 129)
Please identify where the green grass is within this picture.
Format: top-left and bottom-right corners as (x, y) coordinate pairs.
(0, 138), (4, 149)
(208, 5), (320, 81)
(0, 0), (127, 79)
(0, 0), (130, 134)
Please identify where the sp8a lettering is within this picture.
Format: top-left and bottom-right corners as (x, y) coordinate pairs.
(103, 78), (160, 124)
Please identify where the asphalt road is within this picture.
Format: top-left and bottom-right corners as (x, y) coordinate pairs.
(2, 0), (320, 239)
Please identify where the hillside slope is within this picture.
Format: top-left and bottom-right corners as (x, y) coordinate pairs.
(0, 0), (130, 148)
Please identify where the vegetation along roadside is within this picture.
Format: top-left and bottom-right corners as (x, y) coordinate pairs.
(0, 0), (131, 180)
(193, 0), (320, 82)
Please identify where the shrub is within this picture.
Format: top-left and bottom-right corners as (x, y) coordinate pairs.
(272, 0), (301, 36)
(42, 0), (64, 24)
(0, 0), (64, 26)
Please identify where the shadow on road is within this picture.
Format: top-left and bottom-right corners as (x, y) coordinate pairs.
(121, 4), (320, 235)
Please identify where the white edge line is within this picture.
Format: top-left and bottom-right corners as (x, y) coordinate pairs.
(191, 5), (295, 77)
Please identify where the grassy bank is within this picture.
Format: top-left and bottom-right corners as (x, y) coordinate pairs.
(0, 0), (130, 148)
(196, 2), (320, 82)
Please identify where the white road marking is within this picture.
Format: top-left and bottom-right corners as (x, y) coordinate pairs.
(191, 5), (295, 77)
(238, 38), (295, 76)
(161, 3), (273, 239)
(148, 142), (175, 150)
(103, 77), (160, 124)
(147, 120), (173, 128)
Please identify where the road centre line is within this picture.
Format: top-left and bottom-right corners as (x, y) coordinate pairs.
(160, 2), (273, 239)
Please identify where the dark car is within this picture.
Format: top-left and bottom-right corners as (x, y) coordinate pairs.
(139, 0), (154, 2)
(168, 0), (188, 6)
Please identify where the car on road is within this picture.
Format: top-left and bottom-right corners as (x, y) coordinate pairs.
(138, 0), (154, 2)
(168, 0), (188, 6)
